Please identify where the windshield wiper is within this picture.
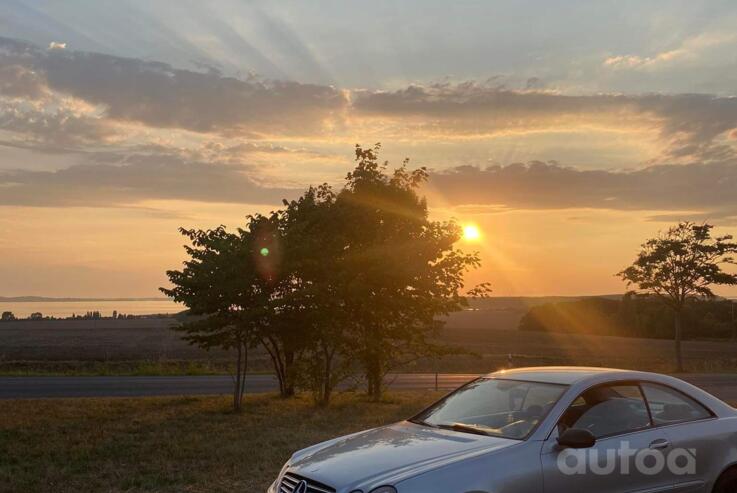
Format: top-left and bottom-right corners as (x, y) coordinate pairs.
(408, 418), (437, 428)
(436, 422), (495, 437)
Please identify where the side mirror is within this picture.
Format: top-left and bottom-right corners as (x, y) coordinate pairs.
(557, 428), (596, 449)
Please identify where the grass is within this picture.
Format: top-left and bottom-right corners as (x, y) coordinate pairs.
(0, 360), (235, 377)
(0, 392), (442, 493)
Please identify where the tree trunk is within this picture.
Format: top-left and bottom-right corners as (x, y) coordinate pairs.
(233, 342), (244, 412)
(316, 345), (334, 407)
(366, 355), (382, 402)
(320, 364), (332, 407)
(241, 342), (248, 402)
(261, 337), (297, 398)
(674, 310), (684, 373)
(283, 350), (296, 398)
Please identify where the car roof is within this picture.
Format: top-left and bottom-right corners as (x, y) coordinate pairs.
(485, 366), (629, 385)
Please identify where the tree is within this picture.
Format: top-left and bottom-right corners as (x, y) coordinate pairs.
(162, 226), (269, 411)
(246, 212), (305, 399)
(278, 184), (356, 405)
(618, 222), (737, 371)
(1, 311), (15, 321)
(336, 144), (491, 400)
(162, 144), (490, 406)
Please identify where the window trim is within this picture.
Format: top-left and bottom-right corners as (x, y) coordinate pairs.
(547, 379), (717, 442)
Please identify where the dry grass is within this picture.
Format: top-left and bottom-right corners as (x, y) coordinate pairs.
(0, 360), (234, 377)
(0, 392), (442, 493)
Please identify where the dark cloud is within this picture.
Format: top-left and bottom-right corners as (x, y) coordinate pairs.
(0, 37), (347, 136)
(0, 100), (113, 149)
(0, 153), (296, 207)
(2, 37), (737, 215)
(635, 93), (737, 161)
(353, 83), (737, 162)
(0, 63), (48, 100)
(430, 159), (737, 216)
(1, 38), (736, 163)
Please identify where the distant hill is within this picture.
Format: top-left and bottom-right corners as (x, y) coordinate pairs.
(0, 296), (170, 303)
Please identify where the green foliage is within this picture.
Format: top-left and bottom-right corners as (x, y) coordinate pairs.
(162, 144), (489, 406)
(162, 227), (264, 350)
(336, 144), (486, 400)
(161, 225), (271, 410)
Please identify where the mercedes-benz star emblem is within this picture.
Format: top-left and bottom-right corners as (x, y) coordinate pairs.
(294, 480), (308, 493)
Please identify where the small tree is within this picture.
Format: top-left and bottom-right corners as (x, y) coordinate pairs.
(619, 222), (737, 372)
(162, 226), (269, 411)
(1, 311), (16, 321)
(338, 144), (491, 400)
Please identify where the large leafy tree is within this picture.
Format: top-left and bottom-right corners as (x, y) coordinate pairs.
(163, 144), (490, 406)
(337, 144), (490, 400)
(619, 222), (737, 371)
(163, 214), (309, 405)
(162, 226), (270, 411)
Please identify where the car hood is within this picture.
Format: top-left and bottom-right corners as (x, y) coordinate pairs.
(289, 421), (519, 490)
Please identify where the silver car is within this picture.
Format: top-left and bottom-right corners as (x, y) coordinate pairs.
(268, 367), (737, 493)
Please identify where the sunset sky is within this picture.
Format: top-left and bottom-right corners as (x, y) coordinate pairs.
(1, 0), (736, 297)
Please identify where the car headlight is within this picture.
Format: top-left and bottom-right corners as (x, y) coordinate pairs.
(369, 487), (397, 493)
(276, 461), (290, 481)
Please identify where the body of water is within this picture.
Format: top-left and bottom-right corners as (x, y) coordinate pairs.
(0, 300), (182, 318)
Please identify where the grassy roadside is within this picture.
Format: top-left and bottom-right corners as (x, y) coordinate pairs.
(0, 360), (236, 377)
(0, 392), (442, 493)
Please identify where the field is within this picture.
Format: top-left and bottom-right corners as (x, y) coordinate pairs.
(419, 327), (737, 374)
(2, 313), (737, 375)
(0, 392), (441, 493)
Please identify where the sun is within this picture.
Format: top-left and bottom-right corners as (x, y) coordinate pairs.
(462, 224), (481, 241)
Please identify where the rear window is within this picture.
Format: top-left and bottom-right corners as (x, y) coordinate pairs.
(641, 383), (712, 425)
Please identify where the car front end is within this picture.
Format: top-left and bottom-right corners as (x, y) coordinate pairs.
(268, 377), (569, 493)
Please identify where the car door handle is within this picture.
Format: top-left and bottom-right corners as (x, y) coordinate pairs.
(649, 439), (671, 450)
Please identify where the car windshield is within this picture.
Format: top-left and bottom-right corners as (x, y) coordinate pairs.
(412, 378), (567, 440)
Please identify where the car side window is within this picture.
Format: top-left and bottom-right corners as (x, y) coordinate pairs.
(558, 384), (651, 439)
(641, 383), (712, 425)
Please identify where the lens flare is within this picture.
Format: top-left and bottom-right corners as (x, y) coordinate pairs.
(463, 224), (481, 241)
(260, 247), (270, 257)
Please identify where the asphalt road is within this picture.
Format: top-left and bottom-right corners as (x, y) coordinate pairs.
(2, 373), (737, 401)
(0, 373), (476, 399)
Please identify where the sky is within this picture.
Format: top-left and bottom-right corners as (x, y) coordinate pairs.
(1, 0), (736, 297)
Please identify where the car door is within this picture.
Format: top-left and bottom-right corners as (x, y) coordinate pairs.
(640, 382), (720, 493)
(541, 383), (674, 493)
